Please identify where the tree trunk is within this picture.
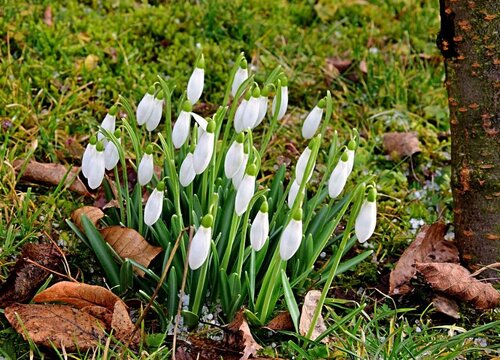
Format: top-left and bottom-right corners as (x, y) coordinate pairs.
(438, 0), (499, 278)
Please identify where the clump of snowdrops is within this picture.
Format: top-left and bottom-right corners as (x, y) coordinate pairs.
(70, 53), (377, 336)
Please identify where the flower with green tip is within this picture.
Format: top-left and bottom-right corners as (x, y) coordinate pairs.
(250, 200), (269, 251)
(87, 141), (106, 190)
(98, 105), (117, 142)
(224, 133), (245, 179)
(172, 100), (208, 149)
(104, 130), (121, 171)
(179, 153), (196, 187)
(355, 188), (377, 243)
(231, 59), (248, 97)
(302, 99), (325, 139)
(254, 84), (271, 128)
(272, 76), (288, 120)
(234, 92), (250, 133)
(187, 55), (205, 104)
(328, 151), (349, 199)
(279, 209), (303, 261)
(193, 120), (215, 174)
(138, 146), (154, 186)
(295, 144), (314, 185)
(241, 86), (261, 130)
(346, 139), (356, 176)
(82, 135), (97, 179)
(145, 91), (164, 132)
(144, 182), (165, 226)
(232, 152), (249, 189)
(235, 164), (257, 216)
(287, 179), (303, 208)
(136, 86), (156, 126)
(189, 214), (213, 270)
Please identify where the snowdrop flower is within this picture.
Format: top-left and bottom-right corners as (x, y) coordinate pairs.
(187, 55), (204, 104)
(346, 139), (356, 177)
(302, 98), (325, 139)
(98, 105), (117, 142)
(328, 151), (349, 198)
(87, 141), (106, 190)
(136, 86), (156, 126)
(189, 214), (213, 270)
(104, 130), (121, 171)
(224, 133), (245, 179)
(355, 187), (377, 243)
(250, 200), (269, 251)
(232, 152), (249, 189)
(144, 181), (165, 226)
(82, 135), (97, 179)
(234, 93), (250, 133)
(145, 91), (164, 132)
(231, 59), (248, 97)
(279, 209), (303, 261)
(272, 76), (288, 120)
(172, 101), (194, 149)
(287, 180), (304, 208)
(179, 153), (196, 187)
(235, 164), (257, 216)
(295, 137), (318, 184)
(138, 145), (154, 186)
(193, 120), (215, 174)
(241, 86), (261, 130)
(254, 85), (271, 128)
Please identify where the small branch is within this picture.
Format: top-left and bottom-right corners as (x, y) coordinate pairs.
(471, 262), (500, 277)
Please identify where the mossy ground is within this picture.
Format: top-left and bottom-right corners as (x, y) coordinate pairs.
(0, 1), (497, 358)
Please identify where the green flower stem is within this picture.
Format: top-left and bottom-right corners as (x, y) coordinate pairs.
(258, 258), (283, 323)
(191, 259), (209, 316)
(319, 91), (333, 139)
(259, 79), (282, 157)
(220, 211), (241, 272)
(305, 183), (365, 342)
(113, 166), (126, 224)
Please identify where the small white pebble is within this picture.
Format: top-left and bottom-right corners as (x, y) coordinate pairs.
(320, 252), (326, 259)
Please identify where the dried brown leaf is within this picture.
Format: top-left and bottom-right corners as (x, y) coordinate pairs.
(264, 311), (294, 331)
(432, 295), (460, 319)
(14, 160), (91, 197)
(326, 57), (353, 73)
(383, 132), (421, 160)
(299, 290), (329, 343)
(5, 304), (105, 351)
(390, 223), (459, 295)
(0, 243), (63, 307)
(226, 310), (262, 360)
(71, 206), (104, 231)
(81, 305), (113, 327)
(111, 300), (138, 342)
(416, 262), (500, 310)
(100, 226), (162, 276)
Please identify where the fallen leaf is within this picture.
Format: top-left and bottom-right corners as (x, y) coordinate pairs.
(0, 243), (63, 307)
(84, 54), (99, 71)
(383, 132), (421, 160)
(43, 6), (53, 26)
(359, 60), (368, 74)
(71, 206), (104, 231)
(111, 300), (137, 341)
(226, 310), (263, 360)
(100, 226), (162, 276)
(14, 160), (91, 197)
(432, 295), (460, 319)
(5, 304), (105, 351)
(264, 311), (294, 331)
(326, 57), (353, 73)
(390, 223), (459, 295)
(299, 290), (329, 343)
(81, 305), (114, 326)
(416, 262), (500, 310)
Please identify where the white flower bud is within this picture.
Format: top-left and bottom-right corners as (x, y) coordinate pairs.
(250, 210), (269, 251)
(187, 67), (204, 104)
(172, 111), (191, 149)
(328, 158), (348, 199)
(235, 173), (255, 216)
(224, 140), (245, 179)
(193, 130), (214, 174)
(242, 95), (260, 130)
(145, 98), (163, 132)
(138, 153), (154, 186)
(82, 143), (96, 178)
(346, 148), (355, 177)
(98, 113), (116, 142)
(272, 86), (288, 120)
(254, 95), (268, 128)
(179, 153), (196, 187)
(302, 105), (323, 139)
(279, 218), (303, 261)
(355, 199), (377, 243)
(104, 139), (120, 171)
(189, 225), (212, 270)
(232, 153), (249, 189)
(295, 147), (313, 184)
(87, 148), (105, 190)
(136, 93), (155, 126)
(287, 180), (303, 208)
(231, 67), (248, 97)
(234, 99), (248, 133)
(144, 188), (164, 226)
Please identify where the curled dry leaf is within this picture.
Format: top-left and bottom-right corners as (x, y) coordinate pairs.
(299, 290), (329, 343)
(383, 132), (421, 160)
(432, 295), (460, 319)
(13, 160), (91, 197)
(226, 310), (263, 360)
(5, 304), (105, 351)
(264, 311), (294, 331)
(0, 243), (63, 307)
(390, 223), (459, 295)
(71, 206), (104, 231)
(100, 226), (162, 276)
(416, 262), (500, 310)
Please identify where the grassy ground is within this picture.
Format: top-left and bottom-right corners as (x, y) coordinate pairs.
(0, 0), (498, 358)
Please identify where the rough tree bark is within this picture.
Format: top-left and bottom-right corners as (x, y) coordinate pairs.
(437, 0), (499, 278)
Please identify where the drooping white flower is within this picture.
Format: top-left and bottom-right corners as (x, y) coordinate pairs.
(138, 149), (154, 186)
(279, 209), (303, 261)
(254, 91), (269, 128)
(82, 136), (97, 179)
(172, 110), (192, 149)
(232, 152), (249, 189)
(104, 131), (120, 171)
(235, 164), (257, 216)
(272, 78), (288, 120)
(295, 147), (313, 184)
(355, 188), (377, 243)
(231, 60), (248, 97)
(241, 87), (260, 130)
(98, 105), (117, 142)
(190, 112), (208, 131)
(234, 97), (249, 133)
(193, 120), (215, 174)
(287, 180), (303, 208)
(145, 93), (164, 132)
(302, 99), (325, 139)
(144, 183), (165, 226)
(250, 201), (269, 251)
(328, 153), (349, 199)
(224, 133), (245, 179)
(189, 215), (213, 270)
(136, 87), (156, 126)
(346, 139), (356, 177)
(187, 56), (205, 104)
(179, 153), (196, 187)
(87, 141), (106, 190)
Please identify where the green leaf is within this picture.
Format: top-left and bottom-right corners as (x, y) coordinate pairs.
(281, 269), (300, 332)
